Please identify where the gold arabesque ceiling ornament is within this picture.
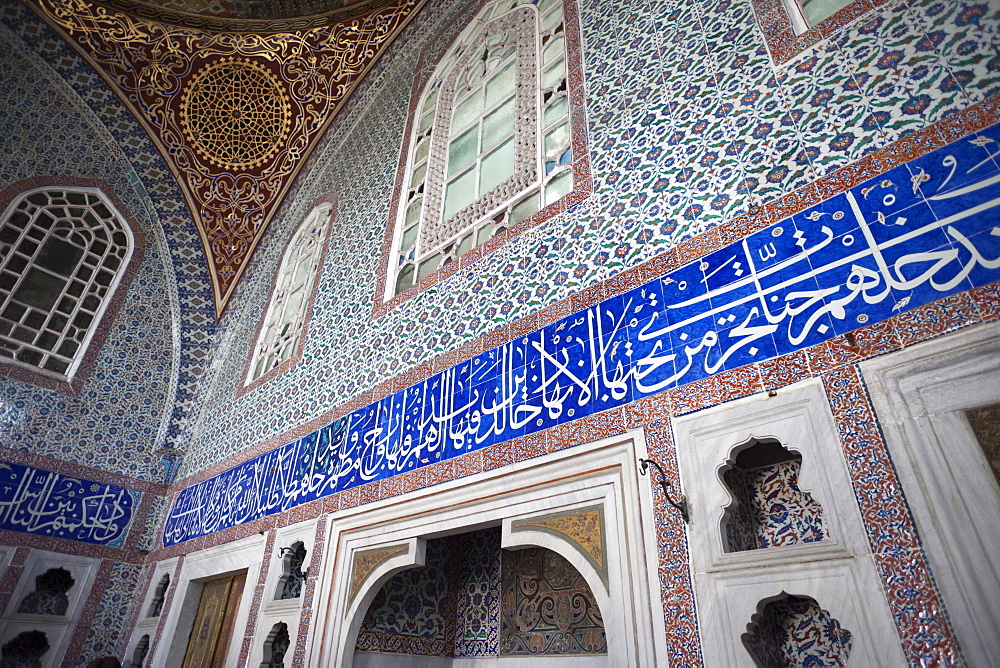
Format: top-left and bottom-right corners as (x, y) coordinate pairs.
(28, 0), (427, 316)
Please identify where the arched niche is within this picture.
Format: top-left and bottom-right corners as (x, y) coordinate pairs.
(742, 592), (851, 667)
(314, 432), (666, 667)
(127, 634), (149, 668)
(347, 527), (608, 666)
(718, 437), (829, 553)
(147, 574), (170, 618)
(260, 622), (290, 668)
(17, 568), (75, 616)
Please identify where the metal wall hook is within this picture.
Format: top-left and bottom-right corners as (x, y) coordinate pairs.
(639, 458), (690, 523)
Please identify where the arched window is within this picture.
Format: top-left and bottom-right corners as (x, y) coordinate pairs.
(387, 0), (577, 297)
(782, 0), (855, 33)
(245, 204), (332, 386)
(0, 187), (134, 382)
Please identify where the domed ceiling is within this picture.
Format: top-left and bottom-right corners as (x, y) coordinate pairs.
(26, 0), (428, 315)
(88, 0), (393, 29)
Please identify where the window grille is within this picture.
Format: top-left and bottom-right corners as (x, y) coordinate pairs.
(388, 0), (574, 297)
(246, 204), (331, 385)
(0, 188), (133, 381)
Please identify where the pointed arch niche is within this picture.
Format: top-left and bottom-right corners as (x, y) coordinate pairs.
(311, 431), (666, 667)
(672, 379), (904, 666)
(742, 593), (852, 667)
(720, 437), (829, 553)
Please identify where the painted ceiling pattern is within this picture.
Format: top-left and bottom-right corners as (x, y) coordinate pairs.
(29, 0), (426, 314)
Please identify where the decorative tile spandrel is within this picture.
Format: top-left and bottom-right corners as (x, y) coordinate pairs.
(31, 0), (428, 315)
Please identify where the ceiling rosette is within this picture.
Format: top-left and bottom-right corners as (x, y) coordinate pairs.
(29, 0), (426, 315)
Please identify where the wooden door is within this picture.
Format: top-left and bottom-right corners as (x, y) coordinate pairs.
(182, 573), (247, 668)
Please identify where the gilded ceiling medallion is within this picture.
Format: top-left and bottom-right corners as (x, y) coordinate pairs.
(32, 0), (427, 316)
(180, 58), (291, 170)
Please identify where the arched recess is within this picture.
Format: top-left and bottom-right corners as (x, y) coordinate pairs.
(741, 592), (852, 667)
(501, 507), (613, 632)
(339, 537), (427, 663)
(313, 431), (667, 667)
(718, 437), (829, 553)
(672, 380), (906, 665)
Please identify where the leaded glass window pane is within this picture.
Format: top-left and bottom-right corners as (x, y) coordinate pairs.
(0, 188), (134, 381)
(797, 0), (855, 26)
(388, 0), (576, 298)
(246, 205), (331, 385)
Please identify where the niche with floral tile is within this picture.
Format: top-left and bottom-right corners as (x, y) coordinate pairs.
(672, 379), (906, 665)
(721, 438), (829, 553)
(743, 594), (851, 667)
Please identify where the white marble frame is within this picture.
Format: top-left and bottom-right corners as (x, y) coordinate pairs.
(124, 557), (179, 668)
(862, 321), (1000, 666)
(672, 379), (904, 667)
(309, 429), (668, 667)
(248, 518), (318, 668)
(0, 549), (100, 668)
(152, 533), (265, 668)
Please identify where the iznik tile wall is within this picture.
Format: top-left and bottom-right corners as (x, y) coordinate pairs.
(0, 17), (174, 483)
(452, 529), (501, 658)
(74, 562), (147, 667)
(356, 534), (454, 656)
(0, 0), (225, 482)
(163, 118), (1000, 544)
(178, 0), (1000, 484)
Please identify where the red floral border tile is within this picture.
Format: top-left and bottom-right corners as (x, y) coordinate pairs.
(822, 366), (962, 664)
(238, 531), (277, 665)
(751, 0), (894, 65)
